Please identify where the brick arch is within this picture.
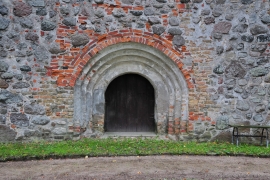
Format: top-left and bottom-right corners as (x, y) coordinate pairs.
(50, 29), (194, 90)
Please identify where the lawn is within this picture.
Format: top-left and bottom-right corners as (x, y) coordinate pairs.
(0, 138), (270, 161)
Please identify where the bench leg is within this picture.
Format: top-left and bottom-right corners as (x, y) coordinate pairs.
(234, 127), (239, 146)
(232, 127), (235, 144)
(261, 128), (264, 146)
(267, 129), (269, 148)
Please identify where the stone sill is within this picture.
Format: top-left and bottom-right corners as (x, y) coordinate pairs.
(102, 132), (157, 138)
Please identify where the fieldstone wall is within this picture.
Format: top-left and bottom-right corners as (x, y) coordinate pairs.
(0, 0), (269, 142)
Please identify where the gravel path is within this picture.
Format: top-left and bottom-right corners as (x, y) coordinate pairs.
(0, 155), (270, 180)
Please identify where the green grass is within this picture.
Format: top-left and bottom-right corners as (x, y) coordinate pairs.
(0, 138), (270, 161)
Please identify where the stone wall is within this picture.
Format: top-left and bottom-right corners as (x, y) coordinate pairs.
(0, 0), (269, 142)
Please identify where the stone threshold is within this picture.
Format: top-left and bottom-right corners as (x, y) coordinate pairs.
(102, 132), (157, 138)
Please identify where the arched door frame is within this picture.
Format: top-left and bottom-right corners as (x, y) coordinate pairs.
(73, 42), (189, 135)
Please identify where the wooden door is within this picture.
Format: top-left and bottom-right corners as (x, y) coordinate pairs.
(105, 74), (155, 132)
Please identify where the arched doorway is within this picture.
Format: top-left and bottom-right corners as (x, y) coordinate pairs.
(73, 42), (189, 135)
(104, 74), (155, 132)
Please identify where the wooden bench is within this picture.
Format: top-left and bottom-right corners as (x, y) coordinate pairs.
(229, 124), (270, 147)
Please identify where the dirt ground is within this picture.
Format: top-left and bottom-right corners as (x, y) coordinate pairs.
(1, 155), (270, 180)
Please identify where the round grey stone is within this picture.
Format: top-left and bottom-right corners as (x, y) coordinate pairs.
(250, 67), (268, 77)
(0, 90), (23, 104)
(264, 73), (270, 83)
(241, 89), (248, 99)
(257, 35), (270, 43)
(136, 21), (145, 28)
(49, 44), (66, 54)
(204, 17), (215, 25)
(0, 114), (6, 124)
(212, 7), (222, 17)
(36, 7), (47, 16)
(49, 10), (57, 18)
(213, 65), (224, 74)
(253, 114), (263, 122)
(52, 127), (67, 135)
(12, 82), (30, 89)
(41, 20), (57, 31)
(234, 87), (243, 93)
(20, 18), (33, 29)
(0, 18), (10, 30)
(130, 11), (143, 16)
(1, 72), (13, 79)
(74, 6), (80, 16)
(238, 79), (247, 86)
(26, 49), (34, 55)
(216, 115), (229, 130)
(216, 0), (226, 4)
(60, 6), (70, 15)
(94, 8), (104, 18)
(24, 104), (46, 115)
(20, 65), (31, 72)
(25, 32), (39, 42)
(238, 52), (248, 58)
(225, 14), (234, 21)
(216, 46), (224, 55)
(169, 16), (179, 26)
(71, 33), (90, 47)
(213, 22), (232, 34)
(148, 17), (161, 25)
(236, 100), (250, 111)
(152, 25), (165, 35)
(250, 24), (268, 35)
(241, 34), (254, 42)
(112, 9), (126, 18)
(192, 17), (201, 24)
(168, 27), (182, 35)
(232, 24), (248, 33)
(95, 0), (104, 4)
(14, 74), (23, 80)
(24, 129), (39, 137)
(15, 51), (26, 58)
(153, 4), (164, 8)
(236, 43), (244, 50)
(0, 47), (7, 57)
(34, 46), (49, 61)
(32, 115), (50, 125)
(180, 0), (190, 2)
(173, 35), (185, 47)
(28, 0), (45, 7)
(241, 0), (253, 4)
(0, 5), (8, 16)
(10, 113), (29, 127)
(0, 125), (16, 142)
(246, 112), (252, 119)
(255, 104), (265, 113)
(17, 43), (27, 50)
(144, 7), (154, 16)
(261, 14), (270, 24)
(201, 9), (210, 16)
(62, 17), (76, 26)
(0, 61), (9, 72)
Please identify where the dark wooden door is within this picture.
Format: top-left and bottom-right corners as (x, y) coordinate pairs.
(105, 74), (155, 132)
